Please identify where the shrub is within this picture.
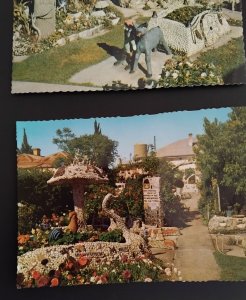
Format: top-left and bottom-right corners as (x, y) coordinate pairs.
(99, 229), (125, 243)
(18, 202), (41, 234)
(165, 6), (207, 27)
(158, 57), (223, 88)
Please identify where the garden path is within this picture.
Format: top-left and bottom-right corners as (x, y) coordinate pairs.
(174, 193), (221, 281)
(69, 52), (172, 88)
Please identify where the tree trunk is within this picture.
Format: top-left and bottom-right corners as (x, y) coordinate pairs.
(72, 182), (86, 228)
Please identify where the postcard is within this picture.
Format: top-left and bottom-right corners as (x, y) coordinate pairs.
(12, 0), (245, 93)
(16, 106), (246, 287)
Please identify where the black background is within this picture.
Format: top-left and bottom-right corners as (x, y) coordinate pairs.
(1, 1), (246, 299)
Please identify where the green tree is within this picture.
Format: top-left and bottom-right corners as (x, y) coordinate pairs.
(17, 168), (73, 232)
(53, 126), (118, 170)
(195, 107), (246, 219)
(20, 128), (32, 154)
(94, 120), (102, 135)
(52, 127), (75, 152)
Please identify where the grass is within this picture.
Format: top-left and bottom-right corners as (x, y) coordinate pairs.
(214, 251), (246, 281)
(12, 25), (124, 84)
(198, 37), (246, 79)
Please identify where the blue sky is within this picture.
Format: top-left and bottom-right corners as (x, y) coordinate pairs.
(16, 107), (231, 161)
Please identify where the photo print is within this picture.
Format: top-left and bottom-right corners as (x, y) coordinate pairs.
(16, 106), (246, 288)
(12, 0), (246, 93)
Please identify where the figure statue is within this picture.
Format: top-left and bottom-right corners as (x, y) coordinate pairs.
(130, 26), (172, 78)
(114, 19), (137, 70)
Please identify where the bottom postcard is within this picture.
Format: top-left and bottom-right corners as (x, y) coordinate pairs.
(16, 106), (246, 287)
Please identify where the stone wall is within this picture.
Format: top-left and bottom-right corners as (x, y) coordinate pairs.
(208, 215), (246, 234)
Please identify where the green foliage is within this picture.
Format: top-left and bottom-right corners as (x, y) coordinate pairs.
(17, 168), (73, 232)
(166, 6), (206, 27)
(159, 57), (223, 88)
(20, 128), (32, 154)
(157, 159), (186, 226)
(12, 25), (124, 84)
(199, 38), (246, 79)
(98, 229), (125, 243)
(195, 107), (246, 219)
(18, 202), (37, 234)
(117, 176), (145, 219)
(53, 125), (118, 170)
(50, 232), (91, 245)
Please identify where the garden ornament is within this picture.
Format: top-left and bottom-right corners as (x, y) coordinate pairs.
(114, 19), (137, 69)
(131, 26), (172, 78)
(47, 153), (108, 228)
(67, 211), (78, 233)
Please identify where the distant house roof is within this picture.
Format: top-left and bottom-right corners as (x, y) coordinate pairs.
(17, 152), (68, 169)
(156, 134), (197, 158)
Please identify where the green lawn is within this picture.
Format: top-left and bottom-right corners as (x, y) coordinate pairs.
(12, 25), (124, 84)
(214, 251), (246, 281)
(199, 37), (246, 79)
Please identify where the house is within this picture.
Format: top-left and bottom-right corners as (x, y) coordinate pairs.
(156, 133), (199, 193)
(17, 148), (68, 170)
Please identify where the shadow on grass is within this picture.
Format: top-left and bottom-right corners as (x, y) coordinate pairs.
(97, 42), (123, 61)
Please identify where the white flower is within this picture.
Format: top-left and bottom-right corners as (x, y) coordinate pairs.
(172, 72), (178, 79)
(90, 276), (96, 283)
(58, 29), (64, 34)
(31, 228), (36, 235)
(144, 278), (152, 282)
(201, 72), (207, 78)
(179, 62), (183, 66)
(209, 72), (215, 77)
(97, 280), (103, 284)
(173, 267), (178, 274)
(165, 71), (170, 77)
(111, 269), (116, 274)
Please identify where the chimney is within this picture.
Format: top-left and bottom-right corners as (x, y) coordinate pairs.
(33, 148), (41, 156)
(188, 133), (193, 147)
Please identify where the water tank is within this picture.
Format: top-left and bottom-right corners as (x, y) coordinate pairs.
(134, 144), (148, 160)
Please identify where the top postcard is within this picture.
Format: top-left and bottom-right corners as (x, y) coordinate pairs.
(12, 0), (246, 93)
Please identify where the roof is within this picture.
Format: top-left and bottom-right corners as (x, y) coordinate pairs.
(156, 136), (197, 158)
(17, 152), (68, 169)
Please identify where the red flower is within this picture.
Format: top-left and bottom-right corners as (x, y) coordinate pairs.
(121, 255), (128, 263)
(36, 275), (49, 287)
(31, 270), (41, 280)
(50, 277), (59, 287)
(122, 270), (132, 280)
(100, 275), (108, 284)
(78, 256), (88, 267)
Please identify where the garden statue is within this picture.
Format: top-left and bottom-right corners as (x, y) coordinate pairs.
(114, 19), (137, 70)
(67, 211), (78, 233)
(102, 193), (150, 255)
(33, 0), (56, 39)
(47, 152), (108, 229)
(130, 26), (172, 78)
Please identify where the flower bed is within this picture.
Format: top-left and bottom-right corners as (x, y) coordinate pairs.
(17, 252), (174, 288)
(13, 4), (123, 56)
(158, 57), (223, 88)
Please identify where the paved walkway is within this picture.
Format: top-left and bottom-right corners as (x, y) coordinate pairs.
(174, 193), (221, 281)
(69, 52), (172, 87)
